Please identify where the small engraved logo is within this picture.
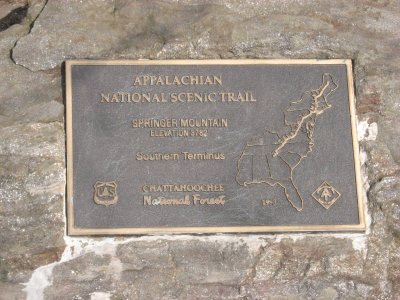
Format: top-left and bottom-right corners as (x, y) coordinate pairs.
(93, 181), (118, 206)
(312, 181), (341, 209)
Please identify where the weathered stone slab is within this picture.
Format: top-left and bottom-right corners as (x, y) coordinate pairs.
(0, 0), (399, 298)
(66, 59), (364, 234)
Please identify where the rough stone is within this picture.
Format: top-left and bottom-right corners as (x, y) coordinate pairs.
(0, 26), (63, 128)
(0, 123), (65, 283)
(0, 0), (399, 299)
(44, 239), (257, 299)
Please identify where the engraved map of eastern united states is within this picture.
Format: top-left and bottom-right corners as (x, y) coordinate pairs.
(236, 73), (338, 212)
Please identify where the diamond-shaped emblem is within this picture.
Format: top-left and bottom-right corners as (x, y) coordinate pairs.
(312, 181), (341, 209)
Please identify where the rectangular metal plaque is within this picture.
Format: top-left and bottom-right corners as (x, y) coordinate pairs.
(66, 59), (365, 235)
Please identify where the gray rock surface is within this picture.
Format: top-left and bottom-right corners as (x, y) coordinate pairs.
(0, 0), (399, 299)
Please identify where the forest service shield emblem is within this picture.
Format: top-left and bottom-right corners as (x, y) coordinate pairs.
(93, 181), (118, 207)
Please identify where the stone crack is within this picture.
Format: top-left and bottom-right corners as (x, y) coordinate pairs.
(0, 4), (28, 32)
(9, 0), (49, 71)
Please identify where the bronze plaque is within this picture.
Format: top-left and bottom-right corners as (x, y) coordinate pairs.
(66, 59), (365, 235)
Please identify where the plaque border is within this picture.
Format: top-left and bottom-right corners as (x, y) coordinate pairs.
(66, 59), (366, 235)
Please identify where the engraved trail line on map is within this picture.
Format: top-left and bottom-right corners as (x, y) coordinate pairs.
(236, 74), (338, 211)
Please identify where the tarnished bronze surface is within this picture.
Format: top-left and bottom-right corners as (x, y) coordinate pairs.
(66, 60), (365, 235)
